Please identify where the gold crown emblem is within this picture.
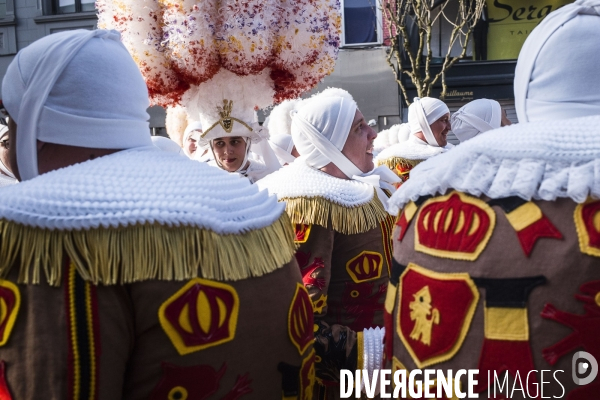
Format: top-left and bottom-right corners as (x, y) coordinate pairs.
(202, 99), (253, 137)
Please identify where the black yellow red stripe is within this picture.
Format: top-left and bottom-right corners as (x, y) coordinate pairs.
(65, 260), (100, 400)
(380, 215), (395, 276)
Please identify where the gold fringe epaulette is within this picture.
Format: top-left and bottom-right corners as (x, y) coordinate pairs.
(282, 194), (389, 235)
(0, 213), (296, 286)
(376, 156), (422, 174)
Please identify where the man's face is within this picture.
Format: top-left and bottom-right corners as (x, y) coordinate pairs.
(186, 135), (198, 155)
(0, 132), (11, 176)
(212, 136), (247, 172)
(7, 117), (20, 181)
(341, 110), (377, 173)
(430, 112), (451, 147)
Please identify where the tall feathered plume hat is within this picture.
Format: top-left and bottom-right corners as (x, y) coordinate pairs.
(97, 0), (342, 145)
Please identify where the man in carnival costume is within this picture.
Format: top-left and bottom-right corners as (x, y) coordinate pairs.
(258, 88), (400, 397)
(197, 98), (281, 183)
(0, 124), (16, 187)
(450, 98), (512, 143)
(375, 97), (453, 185)
(0, 29), (313, 399)
(385, 1), (600, 398)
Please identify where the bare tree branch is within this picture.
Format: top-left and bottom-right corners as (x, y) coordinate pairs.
(381, 0), (484, 102)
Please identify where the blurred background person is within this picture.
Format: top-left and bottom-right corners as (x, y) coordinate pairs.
(0, 121), (17, 187)
(182, 120), (202, 158)
(451, 98), (512, 143)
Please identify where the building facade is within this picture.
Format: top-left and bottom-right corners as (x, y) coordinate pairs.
(0, 0), (574, 135)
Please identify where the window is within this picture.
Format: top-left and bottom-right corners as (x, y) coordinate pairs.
(342, 0), (382, 46)
(55, 0), (95, 14)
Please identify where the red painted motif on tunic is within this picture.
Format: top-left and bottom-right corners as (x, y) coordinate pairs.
(582, 202), (600, 249)
(160, 279), (239, 355)
(0, 284), (19, 346)
(288, 284), (314, 355)
(294, 224), (312, 244)
(301, 258), (325, 290)
(0, 361), (12, 400)
(342, 282), (387, 332)
(150, 362), (252, 400)
(299, 350), (316, 400)
(515, 214), (563, 257)
(474, 339), (537, 394)
(540, 280), (600, 399)
(345, 252), (383, 283)
(397, 264), (479, 368)
(415, 193), (495, 260)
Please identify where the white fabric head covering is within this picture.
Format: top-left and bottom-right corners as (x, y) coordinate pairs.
(451, 99), (502, 142)
(291, 96), (356, 170)
(183, 121), (203, 142)
(408, 97), (450, 147)
(1, 29), (152, 181)
(269, 133), (296, 165)
(291, 94), (400, 210)
(0, 126), (16, 181)
(514, 0), (600, 123)
(182, 120), (202, 157)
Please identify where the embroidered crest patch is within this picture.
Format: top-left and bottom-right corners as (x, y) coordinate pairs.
(299, 350), (316, 400)
(396, 201), (418, 242)
(346, 251), (383, 283)
(288, 283), (314, 355)
(294, 224), (312, 244)
(472, 276), (546, 393)
(149, 362), (252, 400)
(0, 280), (20, 347)
(397, 263), (479, 368)
(575, 199), (600, 257)
(414, 192), (496, 261)
(159, 278), (239, 355)
(489, 197), (562, 257)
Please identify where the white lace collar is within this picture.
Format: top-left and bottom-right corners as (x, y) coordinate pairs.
(0, 147), (285, 233)
(256, 159), (375, 207)
(388, 115), (600, 214)
(376, 134), (451, 162)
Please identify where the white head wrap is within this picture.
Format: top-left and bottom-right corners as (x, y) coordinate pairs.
(182, 121), (202, 157)
(292, 96), (356, 171)
(291, 95), (400, 209)
(451, 99), (502, 142)
(514, 0), (600, 123)
(0, 126), (16, 180)
(269, 133), (296, 165)
(183, 121), (203, 142)
(408, 97), (450, 147)
(1, 29), (152, 181)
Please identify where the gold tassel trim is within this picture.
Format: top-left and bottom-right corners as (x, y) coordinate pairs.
(376, 157), (422, 175)
(281, 193), (388, 235)
(0, 213), (296, 286)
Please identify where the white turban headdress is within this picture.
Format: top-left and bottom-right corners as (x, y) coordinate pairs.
(408, 97), (450, 147)
(514, 0), (600, 123)
(451, 99), (502, 142)
(291, 95), (400, 210)
(269, 133), (296, 165)
(1, 29), (152, 181)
